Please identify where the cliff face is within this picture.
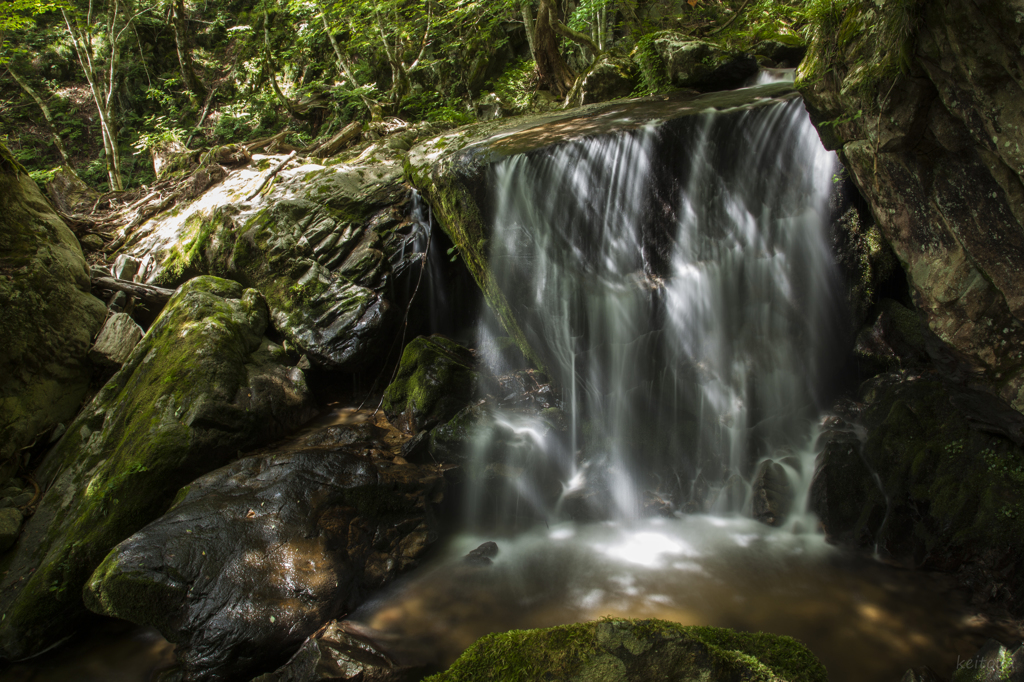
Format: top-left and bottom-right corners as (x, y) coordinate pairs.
(797, 0), (1024, 409)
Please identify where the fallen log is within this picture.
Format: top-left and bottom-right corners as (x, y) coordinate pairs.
(246, 150), (296, 201)
(311, 121), (361, 158)
(91, 276), (176, 310)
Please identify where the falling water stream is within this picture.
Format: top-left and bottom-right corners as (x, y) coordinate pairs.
(348, 88), (1022, 682)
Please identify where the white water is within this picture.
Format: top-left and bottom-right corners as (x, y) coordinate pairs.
(466, 93), (844, 528)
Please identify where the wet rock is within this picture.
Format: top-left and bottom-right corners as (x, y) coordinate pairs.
(644, 34), (757, 92)
(428, 618), (826, 682)
(751, 460), (793, 527)
(117, 154), (418, 372)
(0, 275), (317, 661)
(383, 335), (495, 433)
(88, 312), (145, 368)
(797, 0), (1024, 410)
(579, 56), (637, 105)
(463, 541), (498, 566)
(812, 373), (1024, 612)
(0, 143), (107, 486)
(0, 508), (24, 552)
(250, 621), (430, 682)
(951, 639), (1024, 682)
(86, 439), (444, 682)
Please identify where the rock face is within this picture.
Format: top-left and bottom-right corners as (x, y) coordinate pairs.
(116, 154), (423, 371)
(811, 373), (1024, 611)
(86, 420), (443, 682)
(797, 0), (1024, 410)
(0, 144), (107, 485)
(425, 618), (827, 682)
(0, 276), (316, 661)
(382, 335), (495, 434)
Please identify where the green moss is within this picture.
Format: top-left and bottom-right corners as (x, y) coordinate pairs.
(425, 618), (826, 682)
(383, 336), (480, 431)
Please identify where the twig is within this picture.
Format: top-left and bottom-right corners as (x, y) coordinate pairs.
(245, 150), (296, 201)
(361, 218), (433, 414)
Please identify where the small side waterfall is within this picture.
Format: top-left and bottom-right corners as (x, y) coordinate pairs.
(467, 94), (845, 528)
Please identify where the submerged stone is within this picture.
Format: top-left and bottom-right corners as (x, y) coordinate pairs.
(86, 421), (443, 682)
(0, 275), (316, 661)
(0, 143), (107, 485)
(251, 620), (431, 682)
(424, 618), (827, 682)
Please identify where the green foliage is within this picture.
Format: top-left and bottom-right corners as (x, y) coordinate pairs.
(632, 34), (670, 96)
(492, 59), (538, 114)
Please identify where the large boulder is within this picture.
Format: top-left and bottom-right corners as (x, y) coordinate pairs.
(115, 153), (425, 371)
(425, 618), (827, 682)
(85, 419), (443, 682)
(797, 0), (1024, 410)
(811, 373), (1024, 610)
(0, 275), (316, 661)
(0, 144), (107, 485)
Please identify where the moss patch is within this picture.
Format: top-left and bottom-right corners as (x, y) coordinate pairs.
(425, 618), (827, 682)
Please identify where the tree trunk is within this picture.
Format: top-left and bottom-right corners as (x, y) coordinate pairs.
(521, 0), (537, 59)
(7, 67), (71, 165)
(171, 0), (206, 101)
(534, 0), (575, 97)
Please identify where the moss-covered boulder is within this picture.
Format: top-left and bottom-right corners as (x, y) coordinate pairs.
(639, 34), (757, 93)
(383, 335), (495, 433)
(0, 143), (107, 486)
(425, 618), (826, 682)
(0, 275), (316, 661)
(811, 373), (1024, 610)
(85, 420), (443, 682)
(796, 0), (1024, 410)
(115, 154), (420, 371)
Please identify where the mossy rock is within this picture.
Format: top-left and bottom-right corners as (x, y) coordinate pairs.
(425, 618), (827, 682)
(115, 158), (412, 371)
(383, 335), (494, 433)
(644, 33), (757, 92)
(0, 142), (107, 487)
(0, 275), (316, 660)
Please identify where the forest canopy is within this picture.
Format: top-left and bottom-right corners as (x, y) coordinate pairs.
(1, 0), (818, 193)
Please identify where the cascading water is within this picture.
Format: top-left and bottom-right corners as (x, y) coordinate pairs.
(344, 91), (1014, 682)
(466, 93), (846, 529)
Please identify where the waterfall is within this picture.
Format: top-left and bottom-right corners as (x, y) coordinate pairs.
(466, 94), (845, 529)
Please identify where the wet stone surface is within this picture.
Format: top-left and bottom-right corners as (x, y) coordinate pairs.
(85, 413), (446, 682)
